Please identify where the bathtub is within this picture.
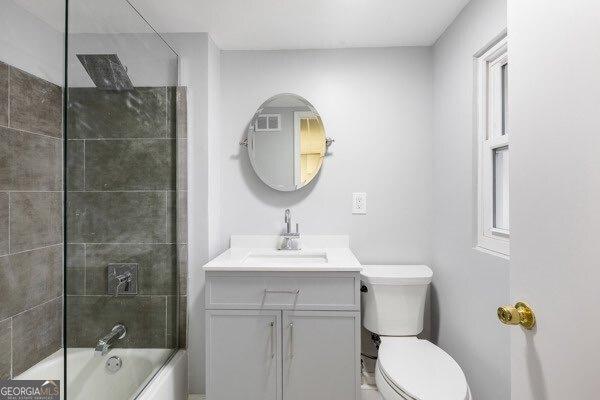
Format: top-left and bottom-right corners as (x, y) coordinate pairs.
(15, 348), (187, 400)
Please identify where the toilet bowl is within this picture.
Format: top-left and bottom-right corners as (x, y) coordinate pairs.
(361, 265), (471, 400)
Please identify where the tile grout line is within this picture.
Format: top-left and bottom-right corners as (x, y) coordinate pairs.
(4, 191), (63, 193)
(0, 122), (62, 141)
(67, 294), (178, 298)
(9, 295), (62, 320)
(9, 317), (13, 379)
(165, 86), (168, 139)
(68, 190), (177, 193)
(4, 242), (63, 257)
(82, 140), (86, 190)
(65, 242), (177, 245)
(7, 192), (10, 254)
(165, 191), (169, 244)
(7, 66), (10, 128)
(83, 243), (87, 296)
(65, 137), (176, 141)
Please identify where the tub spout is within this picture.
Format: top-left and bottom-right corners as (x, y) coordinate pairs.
(95, 324), (126, 357)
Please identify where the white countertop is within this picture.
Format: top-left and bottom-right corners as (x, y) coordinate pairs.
(202, 235), (362, 272)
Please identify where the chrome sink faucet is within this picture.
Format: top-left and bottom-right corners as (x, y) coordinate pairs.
(280, 209), (301, 250)
(95, 324), (126, 357)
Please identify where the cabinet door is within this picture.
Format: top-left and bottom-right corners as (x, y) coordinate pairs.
(282, 311), (360, 400)
(206, 310), (282, 400)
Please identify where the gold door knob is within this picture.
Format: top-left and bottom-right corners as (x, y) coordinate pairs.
(497, 302), (536, 330)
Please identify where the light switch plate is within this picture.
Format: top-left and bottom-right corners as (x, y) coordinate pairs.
(352, 192), (367, 214)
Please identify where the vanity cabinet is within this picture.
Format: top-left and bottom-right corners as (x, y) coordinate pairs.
(205, 272), (361, 400)
(282, 311), (360, 400)
(206, 310), (282, 400)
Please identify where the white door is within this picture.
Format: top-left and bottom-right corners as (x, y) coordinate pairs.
(206, 310), (282, 400)
(508, 1), (600, 399)
(282, 311), (360, 400)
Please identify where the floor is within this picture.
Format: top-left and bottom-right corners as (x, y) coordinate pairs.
(188, 387), (380, 400)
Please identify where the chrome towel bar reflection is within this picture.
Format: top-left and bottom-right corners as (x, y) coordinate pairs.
(239, 136), (335, 148)
(264, 289), (300, 295)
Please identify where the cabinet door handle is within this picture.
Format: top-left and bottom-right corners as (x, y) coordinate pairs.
(269, 321), (275, 359)
(289, 322), (294, 359)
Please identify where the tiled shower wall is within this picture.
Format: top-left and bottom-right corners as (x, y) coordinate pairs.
(0, 61), (63, 378)
(65, 86), (187, 348)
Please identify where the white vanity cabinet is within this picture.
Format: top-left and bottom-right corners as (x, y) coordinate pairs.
(282, 310), (360, 400)
(206, 309), (282, 400)
(205, 271), (361, 400)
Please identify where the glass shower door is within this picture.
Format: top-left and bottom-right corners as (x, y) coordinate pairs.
(65, 0), (186, 398)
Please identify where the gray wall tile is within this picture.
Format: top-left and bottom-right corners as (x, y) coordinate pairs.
(10, 192), (62, 253)
(178, 244), (187, 295)
(175, 87), (187, 138)
(0, 62), (7, 127)
(178, 296), (186, 348)
(0, 245), (62, 320)
(66, 244), (85, 295)
(85, 244), (177, 295)
(67, 192), (167, 244)
(165, 296), (177, 348)
(66, 244), (85, 269)
(9, 67), (62, 138)
(0, 318), (10, 379)
(166, 87), (176, 138)
(0, 127), (62, 191)
(67, 88), (167, 139)
(0, 193), (7, 256)
(66, 296), (166, 348)
(85, 139), (175, 190)
(177, 139), (187, 190)
(166, 191), (186, 244)
(66, 140), (84, 190)
(12, 297), (62, 376)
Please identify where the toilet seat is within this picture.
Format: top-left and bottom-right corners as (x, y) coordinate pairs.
(376, 337), (469, 400)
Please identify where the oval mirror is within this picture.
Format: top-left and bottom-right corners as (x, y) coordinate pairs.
(244, 93), (330, 191)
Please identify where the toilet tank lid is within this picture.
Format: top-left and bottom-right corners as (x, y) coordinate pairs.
(361, 265), (433, 285)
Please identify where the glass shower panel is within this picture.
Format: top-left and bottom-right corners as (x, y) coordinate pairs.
(65, 0), (184, 399)
(0, 0), (65, 388)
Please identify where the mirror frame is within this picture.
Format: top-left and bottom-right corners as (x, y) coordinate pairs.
(242, 93), (333, 191)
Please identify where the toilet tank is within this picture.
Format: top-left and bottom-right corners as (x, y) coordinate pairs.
(360, 265), (433, 336)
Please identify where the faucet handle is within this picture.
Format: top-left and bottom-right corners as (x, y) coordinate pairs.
(296, 223), (299, 234)
(285, 209), (291, 223)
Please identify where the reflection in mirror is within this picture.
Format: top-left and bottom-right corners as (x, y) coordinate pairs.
(246, 93), (329, 191)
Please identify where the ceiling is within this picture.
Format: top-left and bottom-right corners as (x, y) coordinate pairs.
(15, 0), (471, 50)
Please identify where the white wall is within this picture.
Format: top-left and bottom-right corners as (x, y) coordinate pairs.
(0, 0), (63, 84)
(431, 1), (509, 400)
(164, 32), (220, 395)
(217, 48), (433, 264)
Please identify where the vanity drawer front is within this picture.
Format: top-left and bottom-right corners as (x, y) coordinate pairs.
(206, 273), (359, 310)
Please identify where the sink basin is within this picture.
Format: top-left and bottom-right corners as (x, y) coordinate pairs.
(242, 251), (328, 266)
(202, 235), (362, 272)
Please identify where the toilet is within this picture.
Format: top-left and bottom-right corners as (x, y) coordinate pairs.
(361, 265), (471, 400)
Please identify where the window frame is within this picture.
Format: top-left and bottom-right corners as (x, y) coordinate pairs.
(254, 114), (281, 132)
(475, 34), (510, 258)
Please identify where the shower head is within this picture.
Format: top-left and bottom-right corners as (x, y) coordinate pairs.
(76, 54), (133, 91)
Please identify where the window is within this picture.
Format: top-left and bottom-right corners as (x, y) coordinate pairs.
(475, 34), (509, 257)
(255, 114), (281, 132)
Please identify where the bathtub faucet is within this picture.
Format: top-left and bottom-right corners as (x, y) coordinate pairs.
(95, 324), (127, 357)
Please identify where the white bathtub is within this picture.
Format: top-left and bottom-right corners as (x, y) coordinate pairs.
(15, 348), (186, 400)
